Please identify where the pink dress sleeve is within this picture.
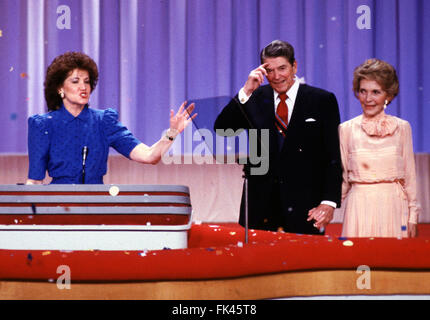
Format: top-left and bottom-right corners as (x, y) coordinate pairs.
(339, 123), (351, 202)
(401, 121), (420, 224)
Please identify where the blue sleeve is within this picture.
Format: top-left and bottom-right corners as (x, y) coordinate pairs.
(28, 115), (50, 180)
(102, 108), (141, 158)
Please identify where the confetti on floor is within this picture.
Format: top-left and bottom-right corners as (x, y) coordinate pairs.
(342, 240), (354, 247)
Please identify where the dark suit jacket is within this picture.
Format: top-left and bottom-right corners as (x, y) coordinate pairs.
(214, 84), (342, 234)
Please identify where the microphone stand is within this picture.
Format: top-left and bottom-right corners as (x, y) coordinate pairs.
(244, 169), (249, 244)
(231, 97), (270, 245)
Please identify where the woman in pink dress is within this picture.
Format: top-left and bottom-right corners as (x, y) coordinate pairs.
(339, 59), (420, 238)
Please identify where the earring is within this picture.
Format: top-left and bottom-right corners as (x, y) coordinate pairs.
(384, 99), (388, 109)
(59, 91), (65, 99)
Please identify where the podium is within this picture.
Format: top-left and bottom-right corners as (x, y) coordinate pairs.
(0, 184), (192, 251)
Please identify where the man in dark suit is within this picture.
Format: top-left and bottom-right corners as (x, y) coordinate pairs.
(214, 40), (342, 235)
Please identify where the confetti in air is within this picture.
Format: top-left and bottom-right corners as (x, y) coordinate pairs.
(297, 76), (306, 84)
(20, 72), (28, 79)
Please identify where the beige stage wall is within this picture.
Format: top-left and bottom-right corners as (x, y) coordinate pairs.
(0, 154), (429, 223)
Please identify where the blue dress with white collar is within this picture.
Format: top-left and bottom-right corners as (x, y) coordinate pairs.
(27, 105), (141, 184)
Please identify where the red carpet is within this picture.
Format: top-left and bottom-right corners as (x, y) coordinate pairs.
(1, 223), (429, 282)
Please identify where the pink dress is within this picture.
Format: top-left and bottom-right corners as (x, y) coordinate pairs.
(339, 112), (420, 238)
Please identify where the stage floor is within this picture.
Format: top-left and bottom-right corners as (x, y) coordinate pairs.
(1, 223), (430, 299)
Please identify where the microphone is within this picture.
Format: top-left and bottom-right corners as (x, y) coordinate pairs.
(82, 146), (88, 184)
(82, 146), (88, 166)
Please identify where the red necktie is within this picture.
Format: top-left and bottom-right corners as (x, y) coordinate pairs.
(275, 93), (288, 136)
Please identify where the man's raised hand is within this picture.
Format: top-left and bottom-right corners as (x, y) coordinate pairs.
(243, 63), (269, 96)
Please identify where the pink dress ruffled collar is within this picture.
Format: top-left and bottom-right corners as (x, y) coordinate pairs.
(360, 112), (398, 137)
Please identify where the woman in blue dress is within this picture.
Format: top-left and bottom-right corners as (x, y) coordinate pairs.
(26, 52), (196, 184)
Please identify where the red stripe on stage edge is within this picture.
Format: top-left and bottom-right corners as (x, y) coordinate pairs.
(0, 203), (191, 207)
(0, 214), (189, 226)
(0, 191), (189, 196)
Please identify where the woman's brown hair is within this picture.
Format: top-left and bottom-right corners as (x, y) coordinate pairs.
(44, 52), (99, 111)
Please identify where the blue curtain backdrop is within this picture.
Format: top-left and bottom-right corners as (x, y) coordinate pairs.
(0, 0), (429, 155)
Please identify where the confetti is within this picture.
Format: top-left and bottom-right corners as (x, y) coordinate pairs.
(229, 231), (236, 236)
(297, 76), (306, 84)
(109, 185), (119, 196)
(42, 251), (51, 256)
(0, 30), (2, 37)
(342, 240), (354, 247)
(401, 225), (407, 231)
(237, 241), (243, 248)
(9, 67), (13, 72)
(20, 72), (28, 78)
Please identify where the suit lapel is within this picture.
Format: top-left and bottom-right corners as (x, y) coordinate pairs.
(288, 84), (307, 131)
(254, 86), (282, 155)
(280, 84), (307, 151)
(256, 85), (276, 129)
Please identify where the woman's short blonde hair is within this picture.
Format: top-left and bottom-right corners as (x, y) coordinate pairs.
(353, 58), (399, 101)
